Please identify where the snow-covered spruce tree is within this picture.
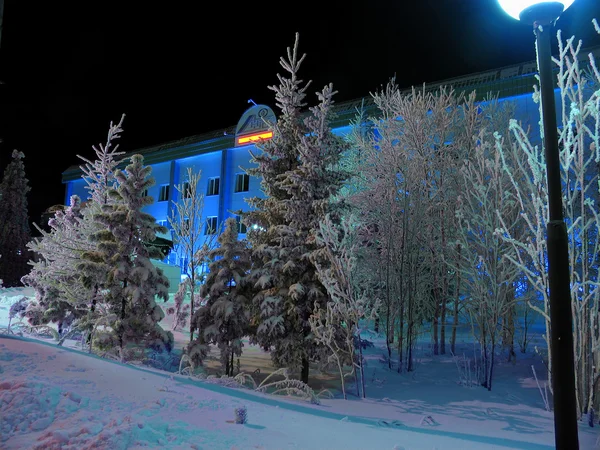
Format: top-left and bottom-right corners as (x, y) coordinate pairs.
(169, 166), (212, 342)
(78, 115), (126, 209)
(243, 34), (349, 384)
(76, 115), (126, 349)
(21, 195), (93, 342)
(0, 150), (31, 287)
(497, 21), (600, 417)
(187, 217), (252, 376)
(310, 214), (380, 399)
(85, 154), (173, 361)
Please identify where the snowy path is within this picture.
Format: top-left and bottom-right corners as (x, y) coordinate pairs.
(0, 335), (564, 450)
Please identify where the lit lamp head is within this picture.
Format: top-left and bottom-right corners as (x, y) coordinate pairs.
(497, 1), (575, 25)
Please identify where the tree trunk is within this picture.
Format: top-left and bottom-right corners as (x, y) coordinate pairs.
(440, 208), (448, 355)
(397, 300), (405, 373)
(440, 292), (447, 355)
(189, 278), (195, 343)
(359, 341), (366, 398)
(119, 281), (128, 361)
(480, 321), (488, 388)
(505, 290), (516, 363)
(301, 356), (310, 385)
(355, 363), (360, 398)
(432, 289), (440, 355)
(451, 245), (461, 355)
(487, 342), (495, 391)
(385, 300), (392, 369)
(407, 267), (416, 372)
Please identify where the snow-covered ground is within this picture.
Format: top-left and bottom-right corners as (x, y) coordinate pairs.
(1, 288), (599, 449)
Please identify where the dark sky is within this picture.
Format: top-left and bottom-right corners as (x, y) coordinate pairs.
(1, 0), (600, 228)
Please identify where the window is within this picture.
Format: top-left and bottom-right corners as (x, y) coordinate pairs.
(141, 189), (149, 198)
(182, 182), (191, 198)
(207, 177), (220, 196)
(204, 216), (218, 235)
(180, 256), (189, 271)
(157, 219), (167, 228)
(159, 184), (170, 202)
(167, 252), (177, 265)
(235, 173), (249, 193)
(236, 215), (247, 234)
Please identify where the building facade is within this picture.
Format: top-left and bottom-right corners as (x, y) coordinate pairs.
(61, 46), (600, 278)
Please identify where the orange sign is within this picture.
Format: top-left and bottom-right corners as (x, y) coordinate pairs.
(236, 131), (273, 146)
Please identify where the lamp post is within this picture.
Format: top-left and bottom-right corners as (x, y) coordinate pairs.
(497, 1), (578, 449)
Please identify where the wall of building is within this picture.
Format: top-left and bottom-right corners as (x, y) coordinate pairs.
(60, 67), (571, 279)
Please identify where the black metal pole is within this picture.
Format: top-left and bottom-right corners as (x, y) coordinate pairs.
(535, 20), (579, 450)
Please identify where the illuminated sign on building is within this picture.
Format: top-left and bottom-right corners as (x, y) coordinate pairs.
(235, 105), (276, 147)
(236, 131), (273, 145)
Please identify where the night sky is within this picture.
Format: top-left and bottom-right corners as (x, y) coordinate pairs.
(1, 0), (600, 229)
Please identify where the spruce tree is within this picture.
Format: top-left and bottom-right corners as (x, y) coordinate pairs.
(87, 154), (173, 360)
(188, 217), (252, 376)
(244, 34), (349, 383)
(0, 150), (31, 287)
(77, 115), (126, 346)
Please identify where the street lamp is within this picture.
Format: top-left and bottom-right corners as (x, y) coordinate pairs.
(497, 1), (578, 449)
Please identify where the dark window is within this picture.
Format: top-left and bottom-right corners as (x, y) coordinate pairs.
(236, 216), (247, 234)
(207, 177), (220, 196)
(182, 182), (191, 198)
(205, 216), (218, 235)
(159, 185), (170, 202)
(235, 173), (249, 193)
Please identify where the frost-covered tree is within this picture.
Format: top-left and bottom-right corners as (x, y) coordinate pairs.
(169, 166), (212, 342)
(76, 115), (126, 348)
(350, 83), (462, 371)
(244, 34), (349, 383)
(7, 296), (28, 333)
(85, 154), (173, 361)
(453, 116), (524, 391)
(78, 115), (126, 208)
(22, 195), (92, 341)
(188, 217), (252, 376)
(310, 214), (380, 399)
(21, 116), (126, 349)
(498, 21), (600, 417)
(0, 150), (31, 287)
(166, 281), (190, 332)
(77, 114), (126, 291)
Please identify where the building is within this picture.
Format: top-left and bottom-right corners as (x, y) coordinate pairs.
(61, 45), (600, 279)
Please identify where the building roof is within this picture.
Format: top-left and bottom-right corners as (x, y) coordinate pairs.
(62, 45), (600, 183)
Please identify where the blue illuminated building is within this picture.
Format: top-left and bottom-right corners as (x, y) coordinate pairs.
(61, 46), (600, 281)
